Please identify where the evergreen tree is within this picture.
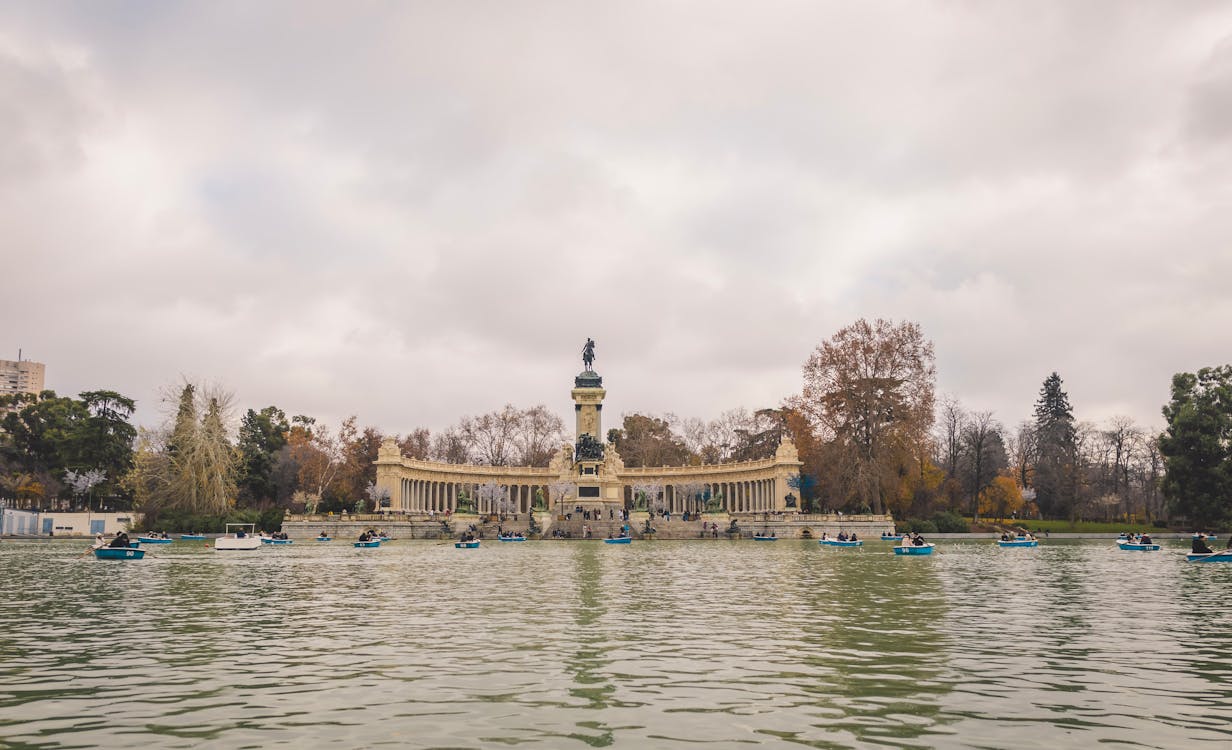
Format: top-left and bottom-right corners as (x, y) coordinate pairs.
(1032, 372), (1077, 518)
(1159, 366), (1232, 527)
(236, 406), (290, 505)
(167, 384), (199, 510)
(71, 390), (137, 506)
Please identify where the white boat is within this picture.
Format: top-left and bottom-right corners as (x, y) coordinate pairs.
(215, 523), (262, 551)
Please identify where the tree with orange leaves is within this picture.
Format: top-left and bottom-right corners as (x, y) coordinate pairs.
(799, 319), (936, 515)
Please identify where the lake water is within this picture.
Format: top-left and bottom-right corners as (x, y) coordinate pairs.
(2, 538), (1230, 748)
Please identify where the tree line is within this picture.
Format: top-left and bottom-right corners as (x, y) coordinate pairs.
(2, 325), (1230, 529)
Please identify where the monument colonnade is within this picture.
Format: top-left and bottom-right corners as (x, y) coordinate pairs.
(375, 442), (802, 517)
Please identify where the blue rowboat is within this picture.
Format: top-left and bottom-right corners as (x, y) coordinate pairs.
(1186, 550), (1232, 563)
(820, 539), (863, 547)
(354, 540), (381, 548)
(1118, 542), (1160, 551)
(137, 536), (173, 544)
(455, 541), (480, 549)
(753, 535), (778, 541)
(603, 537), (632, 544)
(377, 537), (392, 542)
(998, 539), (1038, 548)
(881, 534), (903, 541)
(179, 534), (206, 541)
(497, 536), (526, 542)
(316, 537), (332, 542)
(94, 546), (146, 560)
(894, 544), (935, 556)
(262, 538), (293, 545)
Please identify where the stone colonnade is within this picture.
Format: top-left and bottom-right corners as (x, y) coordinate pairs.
(622, 478), (780, 513)
(375, 439), (804, 517)
(397, 478), (547, 515)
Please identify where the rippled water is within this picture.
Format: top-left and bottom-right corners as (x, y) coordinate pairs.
(2, 539), (1231, 748)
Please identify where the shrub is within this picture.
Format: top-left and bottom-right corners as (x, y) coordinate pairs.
(932, 511), (970, 533)
(905, 518), (938, 534)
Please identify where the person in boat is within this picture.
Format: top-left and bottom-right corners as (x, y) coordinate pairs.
(850, 532), (858, 541)
(108, 532), (130, 548)
(319, 530), (328, 538)
(1139, 532), (1153, 545)
(94, 533), (106, 548)
(358, 530), (371, 542)
(1192, 535), (1213, 554)
(912, 533), (926, 546)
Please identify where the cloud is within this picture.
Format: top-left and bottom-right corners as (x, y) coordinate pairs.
(3, 1), (1232, 440)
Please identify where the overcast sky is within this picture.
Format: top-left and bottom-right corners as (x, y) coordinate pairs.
(3, 1), (1230, 438)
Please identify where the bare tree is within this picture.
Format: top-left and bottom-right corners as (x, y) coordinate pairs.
(1072, 421), (1100, 520)
(935, 395), (966, 480)
(1007, 421), (1037, 492)
(1104, 416), (1142, 505)
(678, 416), (713, 462)
(431, 426), (471, 464)
(398, 428), (432, 460)
(513, 405), (565, 466)
(291, 419), (343, 515)
(461, 406), (520, 466)
(1141, 432), (1165, 522)
(959, 411), (1005, 522)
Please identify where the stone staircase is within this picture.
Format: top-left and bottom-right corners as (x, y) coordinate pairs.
(549, 513), (630, 539)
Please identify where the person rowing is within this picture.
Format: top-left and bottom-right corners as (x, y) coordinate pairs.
(1192, 534), (1213, 554)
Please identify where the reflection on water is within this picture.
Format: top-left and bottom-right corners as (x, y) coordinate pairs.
(1, 539), (1231, 748)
